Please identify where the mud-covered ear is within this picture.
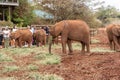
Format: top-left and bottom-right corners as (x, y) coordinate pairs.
(54, 21), (65, 36)
(112, 26), (119, 36)
(15, 31), (21, 39)
(49, 26), (55, 36)
(10, 32), (15, 39)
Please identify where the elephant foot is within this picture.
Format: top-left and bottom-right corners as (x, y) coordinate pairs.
(81, 50), (85, 54)
(68, 53), (73, 55)
(68, 51), (73, 55)
(116, 49), (120, 52)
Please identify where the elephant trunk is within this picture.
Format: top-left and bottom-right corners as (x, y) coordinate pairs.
(49, 36), (53, 54)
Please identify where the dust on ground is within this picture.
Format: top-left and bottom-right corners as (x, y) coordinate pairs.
(0, 28), (120, 80)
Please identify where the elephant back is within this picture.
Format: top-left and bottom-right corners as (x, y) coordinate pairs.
(34, 29), (46, 41)
(21, 29), (32, 35)
(35, 29), (46, 36)
(18, 29), (33, 41)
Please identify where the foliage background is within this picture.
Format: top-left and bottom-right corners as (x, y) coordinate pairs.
(1, 0), (120, 27)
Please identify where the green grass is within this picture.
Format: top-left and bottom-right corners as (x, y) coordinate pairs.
(91, 47), (115, 53)
(28, 72), (64, 80)
(0, 77), (16, 80)
(2, 65), (19, 73)
(52, 42), (82, 50)
(26, 64), (39, 71)
(72, 43), (82, 50)
(1, 47), (35, 56)
(35, 52), (61, 65)
(0, 53), (14, 62)
(91, 39), (100, 44)
(0, 47), (61, 65)
(0, 46), (63, 79)
(0, 43), (115, 80)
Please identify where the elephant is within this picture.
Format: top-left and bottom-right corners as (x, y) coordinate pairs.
(33, 29), (46, 47)
(10, 29), (33, 47)
(106, 24), (120, 51)
(49, 20), (90, 54)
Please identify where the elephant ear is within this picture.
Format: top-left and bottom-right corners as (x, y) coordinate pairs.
(54, 21), (65, 37)
(10, 32), (15, 39)
(49, 26), (55, 36)
(112, 26), (119, 36)
(14, 30), (21, 39)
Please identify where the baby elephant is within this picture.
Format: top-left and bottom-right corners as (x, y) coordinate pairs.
(106, 24), (120, 51)
(33, 29), (46, 47)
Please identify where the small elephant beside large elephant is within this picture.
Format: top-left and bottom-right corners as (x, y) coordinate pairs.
(10, 29), (33, 47)
(49, 20), (90, 54)
(33, 29), (46, 47)
(106, 24), (120, 51)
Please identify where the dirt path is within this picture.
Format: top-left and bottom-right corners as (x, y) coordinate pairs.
(1, 28), (120, 80)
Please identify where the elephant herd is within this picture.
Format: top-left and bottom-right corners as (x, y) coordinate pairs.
(10, 29), (46, 48)
(10, 20), (120, 54)
(49, 20), (120, 54)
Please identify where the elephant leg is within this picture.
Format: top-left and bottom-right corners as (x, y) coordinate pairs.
(18, 39), (22, 48)
(67, 40), (73, 55)
(36, 42), (39, 47)
(81, 42), (85, 54)
(109, 40), (112, 49)
(44, 37), (46, 45)
(109, 40), (115, 50)
(16, 39), (20, 48)
(86, 43), (90, 53)
(40, 40), (43, 46)
(113, 36), (120, 51)
(27, 42), (31, 48)
(61, 39), (67, 54)
(15, 40), (18, 48)
(19, 41), (22, 48)
(113, 41), (116, 50)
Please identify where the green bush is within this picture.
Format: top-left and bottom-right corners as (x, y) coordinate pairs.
(0, 21), (14, 27)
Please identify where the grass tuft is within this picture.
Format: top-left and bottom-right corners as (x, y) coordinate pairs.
(35, 52), (61, 65)
(28, 72), (64, 80)
(2, 65), (19, 73)
(0, 53), (13, 62)
(91, 39), (100, 44)
(27, 64), (39, 71)
(91, 47), (115, 52)
(0, 77), (16, 80)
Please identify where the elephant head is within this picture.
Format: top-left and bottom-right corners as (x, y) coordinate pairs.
(49, 21), (65, 37)
(112, 25), (120, 36)
(10, 30), (21, 40)
(49, 21), (66, 53)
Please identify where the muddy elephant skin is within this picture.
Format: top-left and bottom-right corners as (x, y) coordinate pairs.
(10, 29), (33, 47)
(106, 24), (120, 51)
(33, 29), (46, 47)
(49, 20), (90, 54)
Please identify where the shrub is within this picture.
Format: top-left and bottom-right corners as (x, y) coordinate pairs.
(0, 21), (14, 27)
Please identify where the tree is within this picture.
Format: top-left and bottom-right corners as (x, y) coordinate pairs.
(12, 0), (35, 27)
(96, 6), (120, 25)
(34, 0), (103, 28)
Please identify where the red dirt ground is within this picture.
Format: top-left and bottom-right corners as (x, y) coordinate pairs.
(1, 28), (120, 80)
